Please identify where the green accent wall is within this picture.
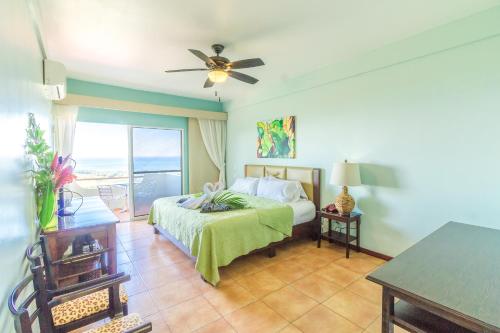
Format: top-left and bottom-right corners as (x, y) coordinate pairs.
(67, 79), (223, 112)
(225, 6), (500, 257)
(0, 1), (52, 331)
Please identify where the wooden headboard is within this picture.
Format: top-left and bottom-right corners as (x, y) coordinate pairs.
(244, 164), (321, 210)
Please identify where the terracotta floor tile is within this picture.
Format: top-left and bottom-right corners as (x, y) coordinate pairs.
(203, 281), (257, 315)
(123, 275), (148, 296)
(279, 324), (303, 333)
(118, 262), (139, 277)
(333, 257), (380, 274)
(315, 263), (362, 287)
(160, 296), (220, 332)
(152, 279), (202, 310)
(224, 301), (288, 333)
(117, 251), (131, 264)
(262, 286), (318, 321)
(127, 291), (158, 318)
(264, 260), (312, 284)
(132, 250), (190, 271)
(293, 305), (363, 333)
(236, 270), (285, 299)
(292, 252), (332, 271)
(346, 278), (382, 305)
(245, 253), (284, 269)
(110, 221), (392, 333)
(189, 275), (228, 293)
(324, 290), (380, 329)
(143, 312), (171, 333)
(140, 266), (185, 289)
(306, 243), (346, 260)
(364, 316), (409, 333)
(219, 257), (262, 279)
(193, 318), (236, 333)
(291, 273), (342, 302)
(127, 244), (184, 262)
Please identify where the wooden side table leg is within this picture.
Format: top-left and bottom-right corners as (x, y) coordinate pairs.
(317, 217), (322, 248)
(328, 219), (332, 243)
(356, 218), (361, 252)
(345, 220), (350, 258)
(382, 287), (394, 333)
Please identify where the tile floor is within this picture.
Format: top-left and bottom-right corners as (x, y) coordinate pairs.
(74, 220), (409, 333)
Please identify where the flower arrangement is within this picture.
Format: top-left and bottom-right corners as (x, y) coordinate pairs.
(25, 113), (76, 230)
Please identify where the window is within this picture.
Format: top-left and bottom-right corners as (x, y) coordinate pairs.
(72, 122), (128, 188)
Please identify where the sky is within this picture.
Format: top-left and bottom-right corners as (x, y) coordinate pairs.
(72, 122), (182, 160)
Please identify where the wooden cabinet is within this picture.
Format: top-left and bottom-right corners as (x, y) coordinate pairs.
(42, 197), (119, 288)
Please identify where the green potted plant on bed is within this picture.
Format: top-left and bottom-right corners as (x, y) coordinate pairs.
(25, 113), (76, 230)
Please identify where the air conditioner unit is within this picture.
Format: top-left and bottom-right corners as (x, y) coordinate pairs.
(43, 59), (67, 100)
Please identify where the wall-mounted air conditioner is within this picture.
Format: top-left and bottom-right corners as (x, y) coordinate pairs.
(43, 59), (66, 100)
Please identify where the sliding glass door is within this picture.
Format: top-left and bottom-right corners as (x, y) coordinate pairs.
(130, 127), (183, 217)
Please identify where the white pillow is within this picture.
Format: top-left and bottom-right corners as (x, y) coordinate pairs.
(256, 176), (307, 202)
(229, 177), (259, 195)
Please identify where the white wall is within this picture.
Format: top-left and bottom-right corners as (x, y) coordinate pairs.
(0, 1), (52, 331)
(225, 7), (500, 256)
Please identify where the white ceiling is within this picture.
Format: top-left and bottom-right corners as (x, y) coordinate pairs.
(38, 0), (499, 103)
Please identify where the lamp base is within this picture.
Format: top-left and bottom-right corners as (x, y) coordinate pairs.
(335, 186), (355, 215)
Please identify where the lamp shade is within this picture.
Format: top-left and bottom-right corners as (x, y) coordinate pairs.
(330, 162), (361, 186)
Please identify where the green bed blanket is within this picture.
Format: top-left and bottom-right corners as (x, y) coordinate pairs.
(148, 192), (293, 285)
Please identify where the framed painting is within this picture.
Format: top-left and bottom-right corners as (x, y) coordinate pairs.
(257, 116), (296, 158)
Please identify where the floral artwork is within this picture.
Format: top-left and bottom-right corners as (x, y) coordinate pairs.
(257, 116), (296, 158)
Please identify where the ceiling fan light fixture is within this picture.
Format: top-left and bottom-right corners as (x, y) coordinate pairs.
(208, 69), (228, 83)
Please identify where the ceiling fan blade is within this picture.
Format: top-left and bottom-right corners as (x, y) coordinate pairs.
(229, 58), (265, 69)
(165, 68), (208, 73)
(203, 78), (214, 88)
(228, 71), (259, 84)
(189, 49), (216, 66)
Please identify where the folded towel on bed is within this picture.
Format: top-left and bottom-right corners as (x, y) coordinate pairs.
(177, 181), (224, 210)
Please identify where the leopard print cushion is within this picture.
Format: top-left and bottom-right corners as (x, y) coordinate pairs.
(52, 285), (128, 326)
(83, 313), (143, 333)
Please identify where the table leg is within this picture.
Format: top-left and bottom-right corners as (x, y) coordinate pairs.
(328, 219), (333, 243)
(345, 220), (350, 258)
(317, 217), (322, 248)
(382, 287), (394, 333)
(356, 218), (361, 252)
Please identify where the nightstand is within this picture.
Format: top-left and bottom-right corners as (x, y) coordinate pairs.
(317, 210), (362, 258)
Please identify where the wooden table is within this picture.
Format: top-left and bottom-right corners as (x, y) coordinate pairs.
(317, 210), (361, 258)
(42, 197), (119, 288)
(367, 222), (500, 333)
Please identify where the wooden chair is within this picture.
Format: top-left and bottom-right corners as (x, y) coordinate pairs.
(26, 238), (129, 332)
(8, 264), (152, 333)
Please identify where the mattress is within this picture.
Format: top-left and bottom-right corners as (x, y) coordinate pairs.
(287, 200), (316, 225)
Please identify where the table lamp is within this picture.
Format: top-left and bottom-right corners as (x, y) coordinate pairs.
(330, 160), (361, 215)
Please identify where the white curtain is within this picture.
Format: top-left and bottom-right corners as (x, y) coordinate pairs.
(53, 104), (78, 156)
(198, 119), (227, 187)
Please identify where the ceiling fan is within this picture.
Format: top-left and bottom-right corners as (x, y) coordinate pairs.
(165, 44), (265, 88)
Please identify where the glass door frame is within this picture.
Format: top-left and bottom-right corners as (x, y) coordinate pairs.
(127, 125), (184, 220)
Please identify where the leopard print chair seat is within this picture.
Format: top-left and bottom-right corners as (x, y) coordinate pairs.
(83, 313), (144, 333)
(52, 285), (128, 327)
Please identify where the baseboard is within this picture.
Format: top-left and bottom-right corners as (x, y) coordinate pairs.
(359, 246), (393, 261)
(327, 239), (393, 261)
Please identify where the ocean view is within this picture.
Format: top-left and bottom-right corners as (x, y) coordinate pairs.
(75, 156), (181, 178)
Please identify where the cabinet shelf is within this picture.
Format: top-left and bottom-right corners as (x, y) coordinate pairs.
(53, 248), (110, 265)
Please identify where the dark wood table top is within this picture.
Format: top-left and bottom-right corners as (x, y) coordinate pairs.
(367, 222), (500, 330)
(44, 196), (119, 234)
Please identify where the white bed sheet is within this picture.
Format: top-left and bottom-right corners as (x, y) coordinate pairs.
(287, 200), (316, 225)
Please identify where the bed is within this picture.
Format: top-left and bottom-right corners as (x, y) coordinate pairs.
(148, 164), (320, 285)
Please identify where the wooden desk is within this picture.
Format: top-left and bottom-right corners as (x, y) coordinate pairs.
(367, 222), (500, 333)
(42, 197), (119, 288)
